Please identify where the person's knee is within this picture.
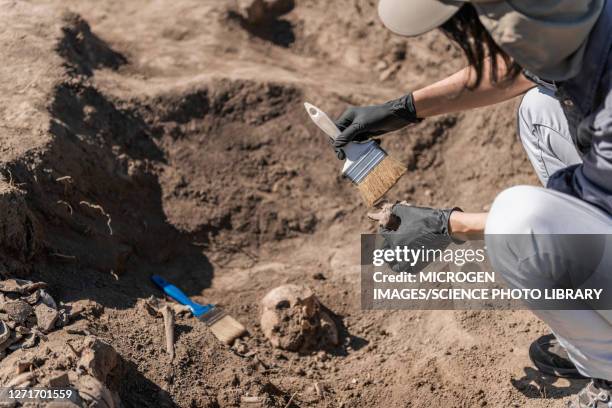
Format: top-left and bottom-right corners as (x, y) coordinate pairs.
(486, 186), (557, 234)
(485, 186), (558, 287)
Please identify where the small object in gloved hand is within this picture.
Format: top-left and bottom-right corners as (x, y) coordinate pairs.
(305, 103), (407, 207)
(367, 201), (402, 230)
(333, 93), (422, 149)
(378, 203), (461, 273)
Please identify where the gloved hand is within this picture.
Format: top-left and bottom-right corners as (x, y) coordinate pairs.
(371, 203), (461, 273)
(332, 93), (422, 159)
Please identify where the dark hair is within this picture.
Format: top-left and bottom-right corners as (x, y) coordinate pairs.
(440, 4), (521, 88)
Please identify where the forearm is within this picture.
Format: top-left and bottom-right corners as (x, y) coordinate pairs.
(412, 58), (534, 118)
(449, 211), (488, 241)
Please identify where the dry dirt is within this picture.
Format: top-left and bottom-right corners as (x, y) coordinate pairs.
(0, 0), (587, 406)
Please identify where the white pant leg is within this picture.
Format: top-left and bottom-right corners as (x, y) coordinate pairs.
(486, 185), (612, 380)
(518, 87), (582, 186)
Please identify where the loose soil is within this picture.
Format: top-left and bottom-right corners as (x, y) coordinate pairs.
(0, 0), (584, 406)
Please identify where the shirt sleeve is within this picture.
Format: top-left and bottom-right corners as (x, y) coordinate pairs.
(547, 82), (612, 215)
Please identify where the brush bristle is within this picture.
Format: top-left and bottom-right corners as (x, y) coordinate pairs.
(357, 156), (406, 207)
(208, 314), (247, 345)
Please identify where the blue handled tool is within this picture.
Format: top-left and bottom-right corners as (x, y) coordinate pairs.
(150, 275), (214, 316)
(150, 275), (247, 345)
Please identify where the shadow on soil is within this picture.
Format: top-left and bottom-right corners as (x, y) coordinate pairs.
(228, 11), (296, 48)
(511, 366), (587, 400)
(20, 80), (215, 310)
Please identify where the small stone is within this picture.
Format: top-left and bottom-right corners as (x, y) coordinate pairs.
(312, 273), (326, 281)
(233, 339), (248, 354)
(68, 300), (103, 319)
(16, 361), (31, 374)
(35, 303), (59, 333)
(47, 371), (70, 387)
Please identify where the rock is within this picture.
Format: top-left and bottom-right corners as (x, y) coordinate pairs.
(23, 289), (40, 305)
(47, 371), (70, 387)
(6, 371), (35, 387)
(78, 337), (118, 382)
(16, 360), (32, 374)
(1, 300), (33, 324)
(0, 279), (46, 295)
(0, 331), (17, 353)
(0, 334), (122, 407)
(260, 284), (339, 352)
(69, 299), (103, 319)
(35, 302), (59, 333)
(76, 374), (119, 408)
(11, 332), (37, 350)
(0, 321), (10, 345)
(232, 338), (248, 355)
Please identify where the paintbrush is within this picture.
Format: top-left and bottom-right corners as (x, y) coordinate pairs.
(305, 103), (406, 207)
(151, 275), (247, 345)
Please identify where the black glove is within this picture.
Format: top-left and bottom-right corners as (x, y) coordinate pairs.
(380, 204), (460, 273)
(332, 93), (422, 158)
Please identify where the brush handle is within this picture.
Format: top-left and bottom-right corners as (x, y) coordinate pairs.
(304, 102), (341, 140)
(150, 275), (212, 316)
(304, 102), (385, 176)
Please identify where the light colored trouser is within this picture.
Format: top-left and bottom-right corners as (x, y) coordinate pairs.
(485, 87), (612, 380)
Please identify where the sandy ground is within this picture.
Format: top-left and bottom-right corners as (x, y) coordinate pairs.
(0, 0), (588, 406)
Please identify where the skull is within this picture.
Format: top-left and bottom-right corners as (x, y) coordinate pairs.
(260, 284), (338, 352)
